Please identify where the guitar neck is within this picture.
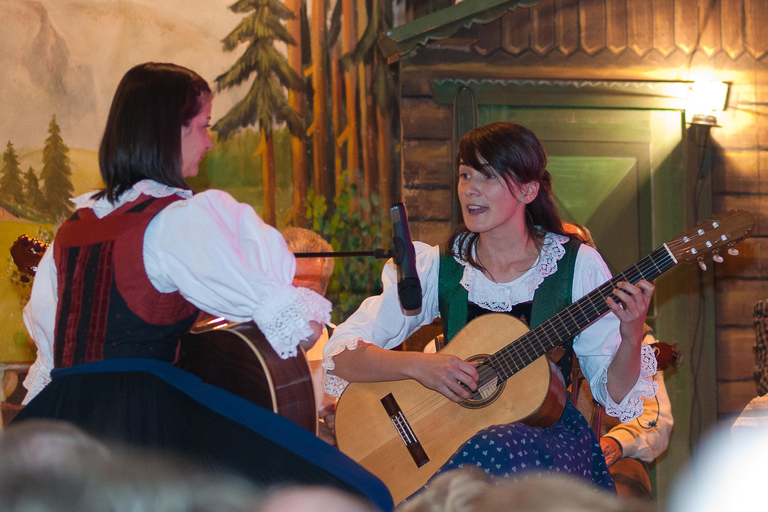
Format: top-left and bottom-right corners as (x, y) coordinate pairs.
(491, 244), (677, 381)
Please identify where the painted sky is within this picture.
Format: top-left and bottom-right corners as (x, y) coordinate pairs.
(1, 0), (259, 151)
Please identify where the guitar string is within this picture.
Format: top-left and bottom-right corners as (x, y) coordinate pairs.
(491, 248), (673, 380)
(392, 247), (678, 426)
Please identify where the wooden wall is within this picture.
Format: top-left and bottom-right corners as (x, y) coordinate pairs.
(397, 0), (767, 422)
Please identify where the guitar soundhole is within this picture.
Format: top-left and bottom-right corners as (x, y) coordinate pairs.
(461, 354), (504, 410)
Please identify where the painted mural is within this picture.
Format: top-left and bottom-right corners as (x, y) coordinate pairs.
(0, 0), (404, 362)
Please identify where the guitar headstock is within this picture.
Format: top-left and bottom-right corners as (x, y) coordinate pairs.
(10, 234), (49, 282)
(666, 210), (755, 269)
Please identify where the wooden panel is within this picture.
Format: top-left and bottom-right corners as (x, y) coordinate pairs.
(473, 17), (502, 56)
(674, 0), (699, 55)
(698, 0), (722, 57)
(716, 326), (758, 380)
(579, 0), (606, 55)
(745, 0), (768, 59)
(714, 278), (767, 328)
(502, 6), (531, 55)
(555, 0), (579, 55)
(714, 237), (767, 280)
(718, 380), (758, 415)
(721, 0), (745, 59)
(605, 0), (627, 55)
(409, 220), (453, 247)
(403, 188), (454, 221)
(530, 0), (556, 55)
(713, 193), (767, 236)
(653, 0), (675, 57)
(711, 149), (760, 194)
(627, 0), (653, 56)
(401, 140), (453, 188)
(400, 98), (453, 140)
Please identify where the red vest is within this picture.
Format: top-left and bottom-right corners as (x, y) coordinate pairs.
(53, 194), (199, 368)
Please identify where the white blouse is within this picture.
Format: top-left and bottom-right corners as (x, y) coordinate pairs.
(323, 232), (657, 422)
(22, 180), (331, 403)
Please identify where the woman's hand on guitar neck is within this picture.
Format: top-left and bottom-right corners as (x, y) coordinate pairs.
(407, 352), (479, 403)
(607, 280), (654, 348)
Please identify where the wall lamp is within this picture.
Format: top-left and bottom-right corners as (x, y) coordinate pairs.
(686, 81), (730, 170)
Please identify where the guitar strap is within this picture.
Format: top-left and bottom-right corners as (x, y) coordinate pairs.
(438, 237), (581, 385)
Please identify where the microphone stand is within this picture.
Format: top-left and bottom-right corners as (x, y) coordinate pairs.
(295, 249), (392, 259)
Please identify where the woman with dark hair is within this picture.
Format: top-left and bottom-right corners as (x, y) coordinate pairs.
(323, 122), (657, 492)
(16, 62), (392, 512)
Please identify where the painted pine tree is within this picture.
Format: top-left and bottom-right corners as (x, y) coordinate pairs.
(0, 141), (25, 205)
(40, 115), (74, 222)
(25, 166), (47, 214)
(214, 0), (305, 226)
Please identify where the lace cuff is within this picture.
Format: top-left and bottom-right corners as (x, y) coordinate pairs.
(257, 287), (331, 359)
(602, 343), (658, 423)
(21, 353), (52, 405)
(322, 337), (364, 397)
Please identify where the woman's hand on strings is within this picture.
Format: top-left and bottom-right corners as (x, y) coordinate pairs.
(607, 280), (654, 346)
(409, 352), (479, 403)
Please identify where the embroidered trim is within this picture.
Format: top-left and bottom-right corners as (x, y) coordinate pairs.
(455, 232), (569, 311)
(258, 287), (332, 360)
(602, 343), (659, 423)
(71, 180), (192, 219)
(322, 337), (364, 397)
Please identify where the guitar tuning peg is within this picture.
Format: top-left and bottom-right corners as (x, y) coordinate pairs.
(712, 252), (724, 263)
(697, 257), (707, 271)
(728, 246), (739, 256)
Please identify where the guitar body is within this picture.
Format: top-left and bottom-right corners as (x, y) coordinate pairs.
(335, 314), (566, 503)
(176, 317), (318, 434)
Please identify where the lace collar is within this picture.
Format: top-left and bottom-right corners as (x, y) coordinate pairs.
(71, 180), (193, 219)
(455, 232), (569, 312)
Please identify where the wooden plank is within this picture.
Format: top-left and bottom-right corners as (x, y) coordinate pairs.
(721, 0), (745, 59)
(627, 0), (653, 56)
(502, 6), (531, 55)
(530, 0), (556, 55)
(674, 0), (699, 55)
(605, 0), (627, 55)
(718, 380), (758, 415)
(400, 98), (453, 140)
(716, 326), (759, 380)
(473, 17), (502, 56)
(713, 236), (767, 280)
(745, 0), (768, 59)
(409, 219), (453, 247)
(713, 193), (767, 236)
(579, 0), (606, 55)
(698, 0), (722, 57)
(711, 149), (760, 194)
(714, 277), (767, 328)
(555, 0), (579, 55)
(403, 188), (454, 222)
(653, 0), (675, 57)
(401, 140), (453, 188)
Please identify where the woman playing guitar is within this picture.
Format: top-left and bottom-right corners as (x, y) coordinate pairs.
(13, 62), (392, 512)
(324, 122), (658, 499)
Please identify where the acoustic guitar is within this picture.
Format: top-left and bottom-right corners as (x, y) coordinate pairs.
(10, 235), (317, 434)
(334, 210), (755, 503)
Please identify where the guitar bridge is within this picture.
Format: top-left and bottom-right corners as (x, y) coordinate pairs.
(381, 393), (429, 468)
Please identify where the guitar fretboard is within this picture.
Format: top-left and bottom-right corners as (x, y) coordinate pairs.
(489, 245), (676, 381)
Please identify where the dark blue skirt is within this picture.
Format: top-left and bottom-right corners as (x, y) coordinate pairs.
(12, 358), (393, 512)
(436, 400), (615, 491)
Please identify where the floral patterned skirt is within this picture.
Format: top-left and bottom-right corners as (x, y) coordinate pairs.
(436, 400), (615, 491)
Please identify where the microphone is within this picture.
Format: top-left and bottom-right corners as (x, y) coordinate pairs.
(390, 203), (422, 313)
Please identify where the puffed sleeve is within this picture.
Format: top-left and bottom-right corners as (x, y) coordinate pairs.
(572, 244), (657, 422)
(21, 242), (57, 404)
(322, 242), (441, 397)
(143, 189), (331, 359)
